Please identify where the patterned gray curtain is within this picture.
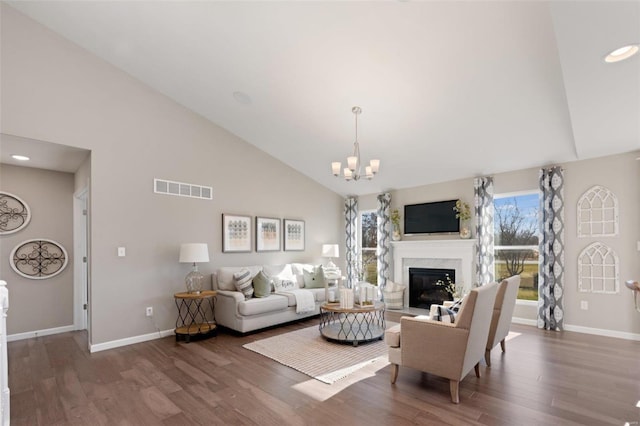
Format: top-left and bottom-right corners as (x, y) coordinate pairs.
(538, 166), (565, 331)
(376, 193), (391, 289)
(345, 197), (358, 288)
(474, 176), (494, 284)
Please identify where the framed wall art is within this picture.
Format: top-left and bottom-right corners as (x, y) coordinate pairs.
(256, 217), (281, 252)
(222, 214), (252, 252)
(283, 219), (305, 251)
(0, 191), (31, 235)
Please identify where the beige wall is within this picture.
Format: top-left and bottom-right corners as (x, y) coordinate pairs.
(0, 164), (75, 334)
(371, 151), (640, 336)
(1, 5), (344, 345)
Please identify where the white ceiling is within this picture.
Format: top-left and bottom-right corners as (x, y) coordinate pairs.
(1, 133), (89, 173)
(5, 1), (640, 195)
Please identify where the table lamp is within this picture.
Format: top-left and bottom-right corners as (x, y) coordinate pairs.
(322, 244), (339, 268)
(179, 243), (210, 293)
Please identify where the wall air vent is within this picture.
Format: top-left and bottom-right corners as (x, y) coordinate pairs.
(154, 178), (212, 200)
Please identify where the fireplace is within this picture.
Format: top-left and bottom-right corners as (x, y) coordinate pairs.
(409, 267), (456, 309)
(392, 240), (475, 310)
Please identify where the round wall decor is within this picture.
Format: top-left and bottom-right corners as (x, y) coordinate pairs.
(0, 191), (31, 235)
(10, 239), (68, 280)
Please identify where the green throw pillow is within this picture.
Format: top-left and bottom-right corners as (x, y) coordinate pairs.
(303, 265), (326, 288)
(253, 271), (272, 298)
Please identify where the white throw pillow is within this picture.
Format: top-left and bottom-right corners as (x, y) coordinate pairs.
(273, 278), (299, 292)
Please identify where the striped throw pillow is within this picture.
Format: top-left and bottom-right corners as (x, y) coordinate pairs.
(384, 291), (405, 310)
(432, 306), (456, 323)
(233, 269), (254, 300)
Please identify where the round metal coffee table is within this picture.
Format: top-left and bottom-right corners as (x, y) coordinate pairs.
(319, 301), (385, 346)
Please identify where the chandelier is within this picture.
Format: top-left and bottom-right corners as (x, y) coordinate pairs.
(331, 106), (380, 181)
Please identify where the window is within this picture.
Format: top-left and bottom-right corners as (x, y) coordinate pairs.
(493, 192), (539, 301)
(360, 210), (378, 285)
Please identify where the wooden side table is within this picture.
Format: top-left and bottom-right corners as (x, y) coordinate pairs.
(174, 290), (216, 342)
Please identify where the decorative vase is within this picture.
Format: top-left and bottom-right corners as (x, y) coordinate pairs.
(459, 219), (471, 239)
(392, 225), (402, 241)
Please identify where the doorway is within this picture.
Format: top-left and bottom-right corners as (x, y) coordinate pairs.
(73, 188), (89, 338)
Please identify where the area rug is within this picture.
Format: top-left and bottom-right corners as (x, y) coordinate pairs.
(243, 324), (390, 384)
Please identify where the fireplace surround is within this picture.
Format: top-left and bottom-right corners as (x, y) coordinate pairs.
(391, 240), (476, 309)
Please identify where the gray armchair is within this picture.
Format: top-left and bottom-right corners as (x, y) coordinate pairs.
(385, 282), (498, 403)
(485, 275), (521, 366)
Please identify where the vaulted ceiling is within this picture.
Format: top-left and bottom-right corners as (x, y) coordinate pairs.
(5, 1), (640, 195)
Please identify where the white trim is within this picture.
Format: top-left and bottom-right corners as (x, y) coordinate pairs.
(73, 188), (88, 332)
(564, 323), (640, 342)
(512, 317), (537, 326)
(516, 299), (537, 306)
(7, 325), (75, 342)
(89, 329), (174, 353)
(494, 189), (539, 199)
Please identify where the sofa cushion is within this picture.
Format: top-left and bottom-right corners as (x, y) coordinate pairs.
(238, 295), (288, 316)
(233, 269), (254, 300)
(252, 271), (272, 298)
(303, 265), (326, 288)
(217, 266), (262, 291)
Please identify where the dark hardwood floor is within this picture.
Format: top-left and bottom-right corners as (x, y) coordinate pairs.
(8, 319), (640, 425)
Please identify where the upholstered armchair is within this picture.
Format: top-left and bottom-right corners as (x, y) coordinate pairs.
(385, 282), (498, 403)
(485, 275), (521, 367)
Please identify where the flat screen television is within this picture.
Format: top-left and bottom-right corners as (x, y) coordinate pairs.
(404, 200), (460, 235)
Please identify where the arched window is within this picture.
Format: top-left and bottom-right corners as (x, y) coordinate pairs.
(578, 242), (619, 294)
(577, 185), (618, 237)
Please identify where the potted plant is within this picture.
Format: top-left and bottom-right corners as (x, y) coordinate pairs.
(453, 200), (472, 239)
(390, 209), (402, 241)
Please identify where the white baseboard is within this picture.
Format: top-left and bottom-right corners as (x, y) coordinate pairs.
(564, 324), (640, 342)
(511, 317), (640, 341)
(7, 325), (76, 342)
(89, 328), (174, 353)
(512, 317), (537, 326)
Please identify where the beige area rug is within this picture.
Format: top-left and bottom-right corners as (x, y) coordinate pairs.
(243, 324), (391, 384)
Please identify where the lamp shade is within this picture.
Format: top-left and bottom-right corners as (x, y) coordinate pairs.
(322, 244), (339, 258)
(179, 243), (210, 263)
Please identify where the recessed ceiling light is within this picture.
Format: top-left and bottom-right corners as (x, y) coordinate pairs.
(233, 91), (252, 105)
(11, 155), (30, 161)
(604, 44), (639, 63)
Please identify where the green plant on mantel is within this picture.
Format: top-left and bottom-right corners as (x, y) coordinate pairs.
(391, 209), (401, 228)
(453, 200), (471, 221)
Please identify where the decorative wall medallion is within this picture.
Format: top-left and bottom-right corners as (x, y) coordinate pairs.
(10, 239), (68, 280)
(0, 192), (31, 235)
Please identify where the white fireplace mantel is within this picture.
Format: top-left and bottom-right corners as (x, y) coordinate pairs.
(390, 240), (476, 307)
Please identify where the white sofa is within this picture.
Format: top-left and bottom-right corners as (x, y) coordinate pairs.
(212, 263), (330, 333)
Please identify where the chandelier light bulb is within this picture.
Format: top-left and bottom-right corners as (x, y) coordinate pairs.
(344, 168), (353, 180)
(365, 166), (373, 179)
(347, 156), (358, 171)
(370, 159), (380, 174)
(331, 162), (341, 176)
